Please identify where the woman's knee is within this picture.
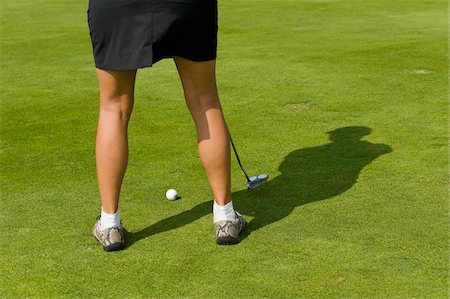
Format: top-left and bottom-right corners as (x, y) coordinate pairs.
(96, 68), (136, 122)
(99, 95), (134, 123)
(185, 92), (221, 113)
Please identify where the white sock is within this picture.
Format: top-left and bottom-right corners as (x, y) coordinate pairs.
(213, 200), (237, 223)
(100, 207), (121, 230)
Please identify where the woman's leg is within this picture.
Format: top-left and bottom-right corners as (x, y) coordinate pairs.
(95, 68), (137, 214)
(173, 57), (231, 206)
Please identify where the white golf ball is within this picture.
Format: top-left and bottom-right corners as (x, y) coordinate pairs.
(166, 189), (178, 201)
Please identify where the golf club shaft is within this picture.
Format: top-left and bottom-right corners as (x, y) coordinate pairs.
(228, 134), (251, 182)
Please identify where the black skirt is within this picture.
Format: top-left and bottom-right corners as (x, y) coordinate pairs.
(87, 0), (218, 70)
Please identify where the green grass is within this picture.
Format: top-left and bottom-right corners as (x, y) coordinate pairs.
(1, 0), (448, 297)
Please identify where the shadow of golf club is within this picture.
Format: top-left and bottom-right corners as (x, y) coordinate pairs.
(125, 126), (392, 247)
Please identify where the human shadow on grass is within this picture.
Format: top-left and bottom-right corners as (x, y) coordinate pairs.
(125, 126), (392, 247)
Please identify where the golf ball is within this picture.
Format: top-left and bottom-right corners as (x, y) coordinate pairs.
(166, 189), (178, 201)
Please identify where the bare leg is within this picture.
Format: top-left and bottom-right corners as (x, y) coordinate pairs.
(174, 57), (231, 206)
(95, 68), (137, 214)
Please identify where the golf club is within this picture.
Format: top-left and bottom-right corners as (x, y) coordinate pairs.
(228, 133), (269, 189)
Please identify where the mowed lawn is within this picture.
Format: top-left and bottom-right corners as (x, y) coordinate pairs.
(1, 0), (448, 297)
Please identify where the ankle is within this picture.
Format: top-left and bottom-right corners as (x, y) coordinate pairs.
(213, 200), (237, 222)
(100, 207), (121, 229)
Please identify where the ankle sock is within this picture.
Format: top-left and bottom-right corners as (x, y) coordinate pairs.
(100, 207), (121, 230)
(213, 200), (237, 223)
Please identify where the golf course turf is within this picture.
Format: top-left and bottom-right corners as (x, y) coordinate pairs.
(1, 0), (448, 297)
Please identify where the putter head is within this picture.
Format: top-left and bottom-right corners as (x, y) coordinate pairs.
(247, 173), (269, 189)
